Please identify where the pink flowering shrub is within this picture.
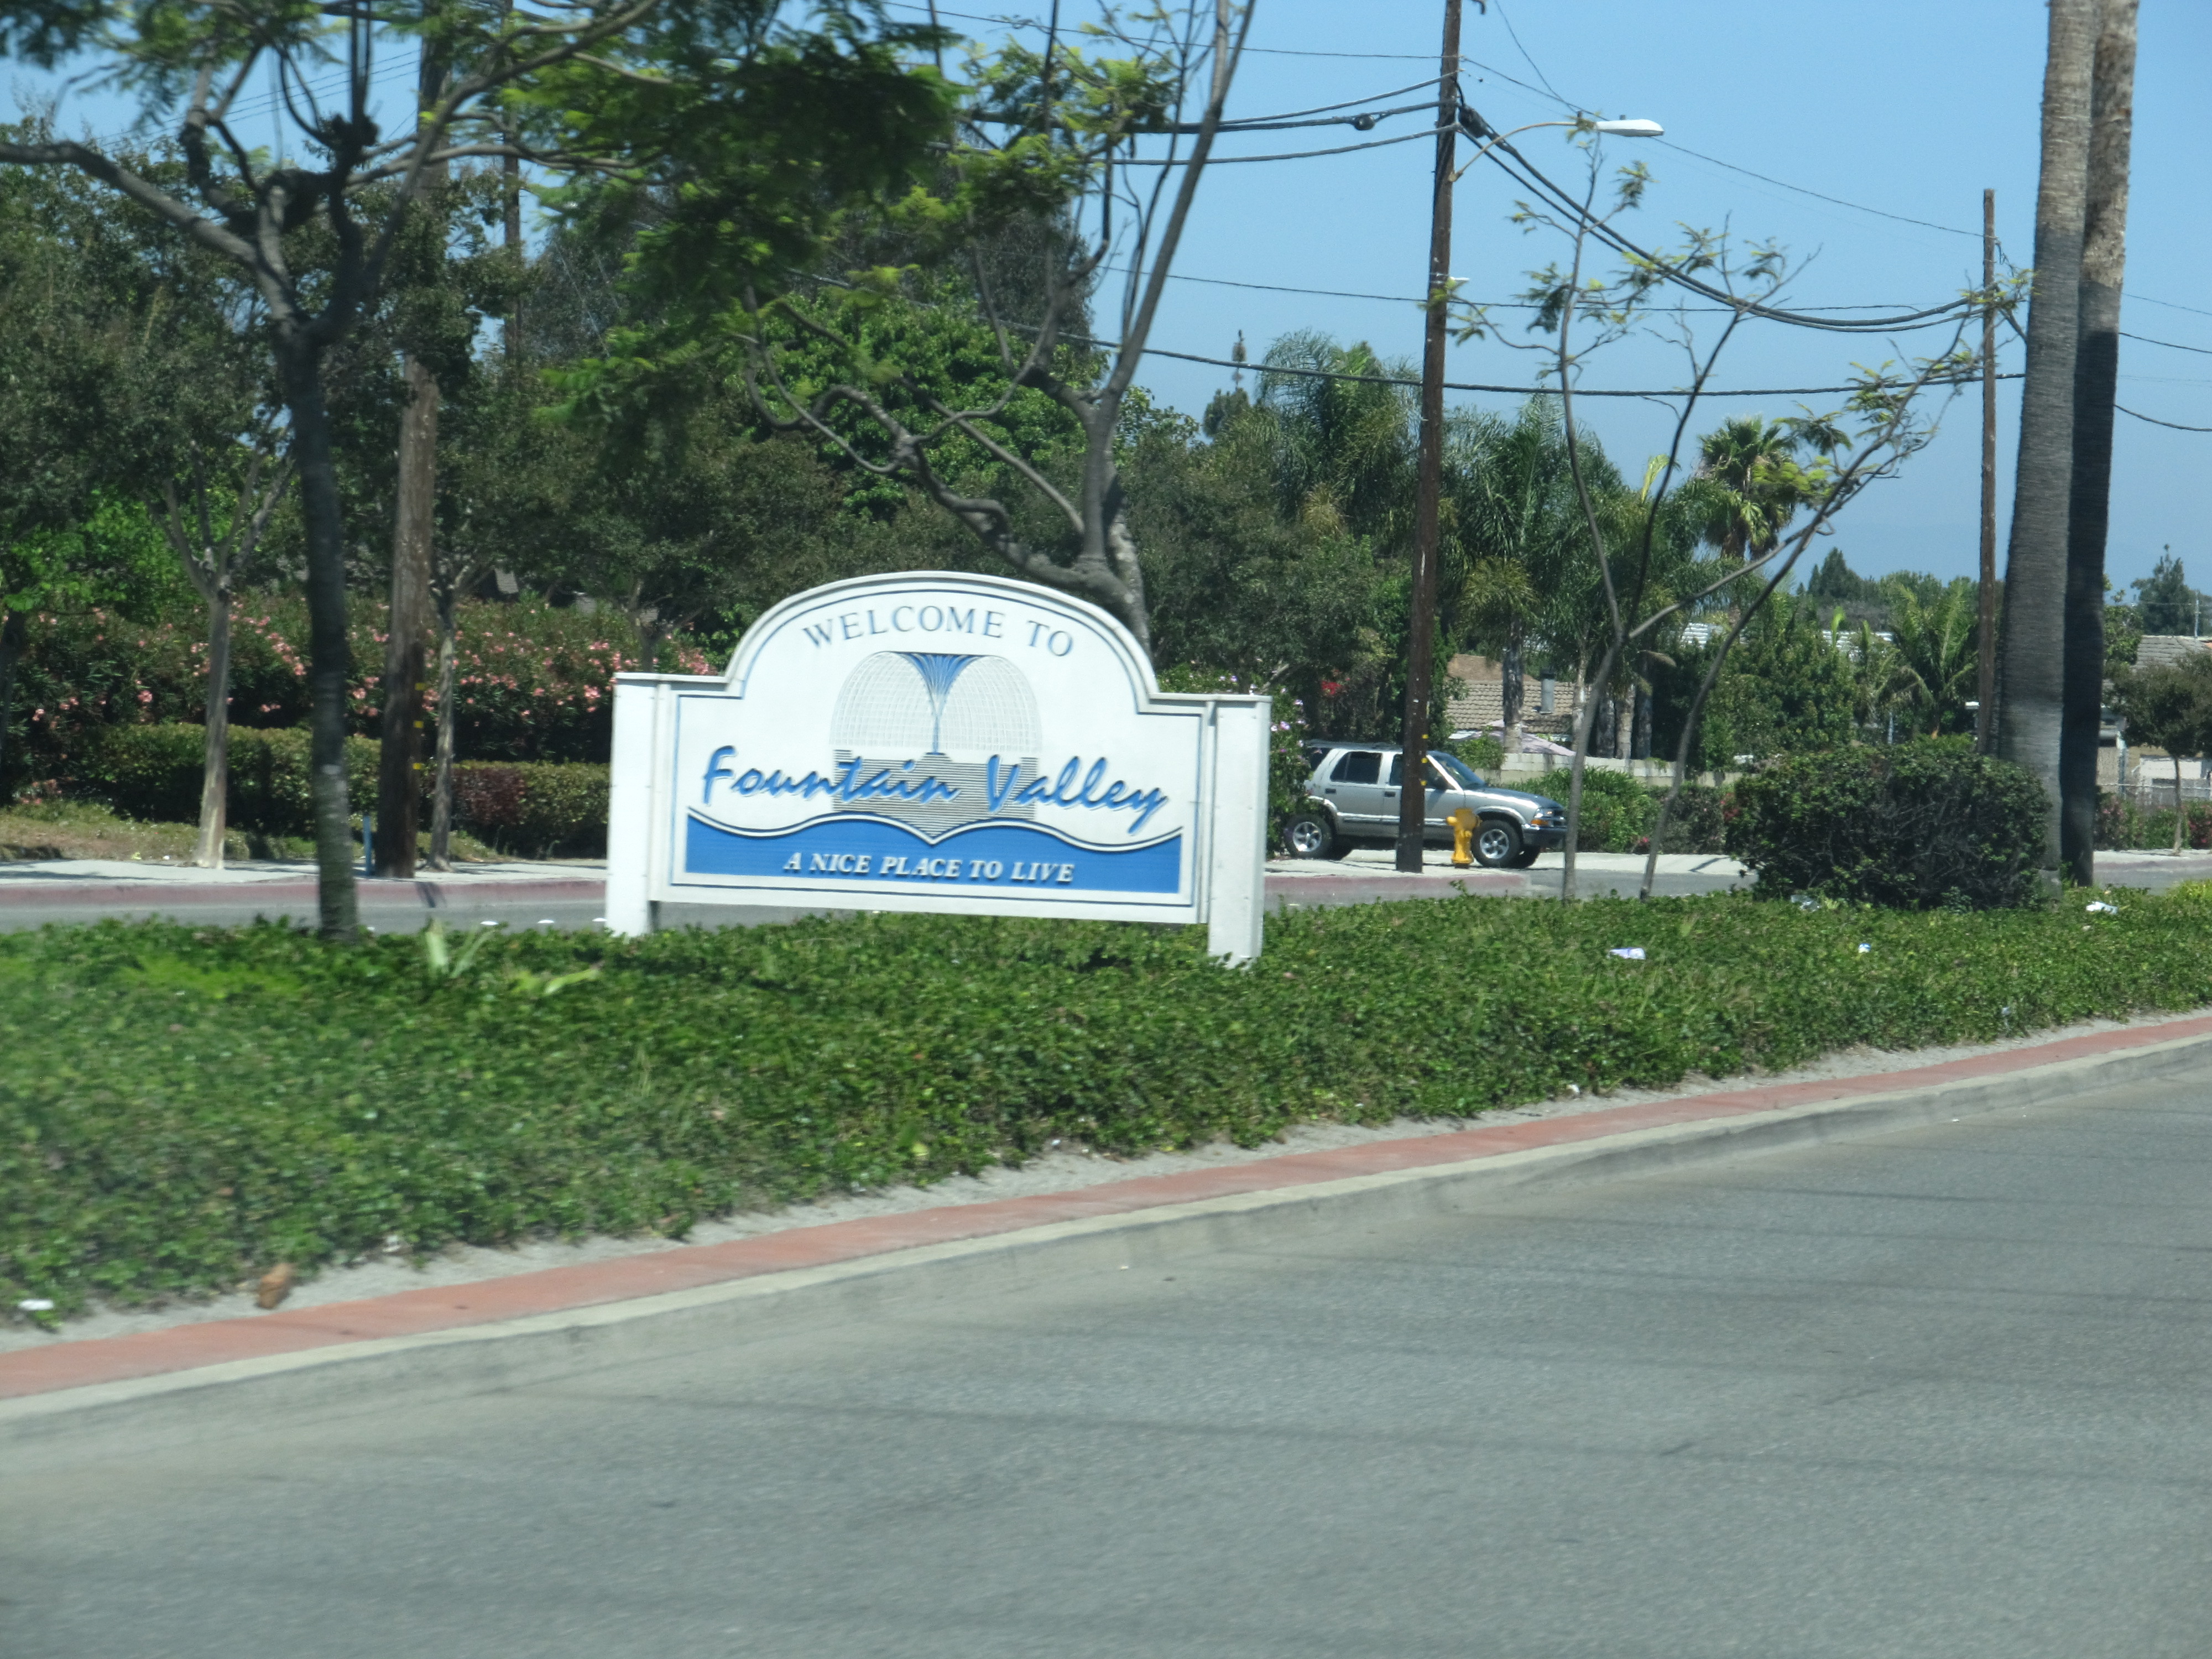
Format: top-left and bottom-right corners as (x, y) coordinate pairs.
(9, 596), (716, 782)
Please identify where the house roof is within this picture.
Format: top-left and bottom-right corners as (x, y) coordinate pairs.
(2136, 635), (2212, 671)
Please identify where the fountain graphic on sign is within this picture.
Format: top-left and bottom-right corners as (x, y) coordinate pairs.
(828, 651), (1040, 833)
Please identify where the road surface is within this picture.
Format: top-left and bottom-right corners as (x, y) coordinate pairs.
(8, 1069), (2212, 1657)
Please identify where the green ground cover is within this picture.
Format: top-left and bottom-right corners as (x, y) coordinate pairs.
(7, 889), (2212, 1320)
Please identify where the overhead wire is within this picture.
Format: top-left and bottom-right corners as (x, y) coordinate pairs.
(2117, 406), (2212, 433)
(1025, 325), (2009, 400)
(1477, 129), (1977, 334)
(1110, 120), (1452, 166)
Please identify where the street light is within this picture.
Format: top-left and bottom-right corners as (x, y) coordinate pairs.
(1394, 58), (1665, 872)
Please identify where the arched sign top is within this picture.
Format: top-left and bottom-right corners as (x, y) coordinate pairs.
(721, 571), (1162, 715)
(603, 571), (1269, 961)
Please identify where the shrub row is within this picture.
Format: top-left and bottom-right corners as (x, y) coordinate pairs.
(2096, 794), (2212, 852)
(79, 724), (607, 857)
(1529, 766), (1729, 855)
(1728, 740), (2046, 910)
(7, 594), (716, 781)
(7, 888), (2212, 1316)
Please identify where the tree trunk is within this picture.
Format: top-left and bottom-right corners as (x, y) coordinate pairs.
(276, 332), (360, 941)
(1500, 634), (1524, 753)
(2060, 0), (2137, 888)
(195, 581), (233, 869)
(429, 583), (458, 872)
(1614, 684), (1633, 761)
(1996, 0), (2097, 891)
(379, 351), (437, 878)
(2175, 754), (2187, 856)
(0, 607), (25, 795)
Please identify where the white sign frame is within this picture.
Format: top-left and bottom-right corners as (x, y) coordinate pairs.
(604, 571), (1270, 962)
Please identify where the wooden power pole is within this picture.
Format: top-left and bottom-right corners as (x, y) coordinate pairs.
(1977, 188), (1997, 754)
(1396, 0), (1461, 873)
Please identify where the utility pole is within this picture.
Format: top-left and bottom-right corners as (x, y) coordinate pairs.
(1396, 0), (1461, 873)
(1976, 188), (1997, 754)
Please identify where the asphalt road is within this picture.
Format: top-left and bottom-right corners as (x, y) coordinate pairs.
(10, 1070), (2212, 1658)
(5, 851), (2208, 931)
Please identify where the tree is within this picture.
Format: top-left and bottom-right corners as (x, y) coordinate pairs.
(0, 137), (192, 791)
(1125, 390), (1383, 718)
(731, 1), (1255, 656)
(2132, 551), (2203, 637)
(1687, 415), (1823, 560)
(2111, 654), (2212, 854)
(0, 0), (952, 937)
(1802, 547), (1890, 630)
(1887, 576), (1981, 739)
(1459, 142), (1978, 901)
(2060, 0), (2140, 888)
(371, 164), (523, 875)
(1995, 0), (2099, 890)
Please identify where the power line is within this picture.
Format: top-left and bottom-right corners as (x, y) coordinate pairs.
(2124, 330), (2212, 357)
(1078, 332), (2013, 399)
(1486, 0), (1571, 109)
(2117, 405), (2212, 433)
(1479, 133), (1976, 335)
(905, 2), (2212, 343)
(1109, 262), (1978, 319)
(2132, 293), (2212, 324)
(1652, 141), (1979, 239)
(1111, 121), (1451, 166)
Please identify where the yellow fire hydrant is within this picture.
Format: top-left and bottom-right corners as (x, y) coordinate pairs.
(1447, 805), (1479, 869)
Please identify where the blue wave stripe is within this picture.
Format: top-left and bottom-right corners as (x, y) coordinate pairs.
(683, 814), (1185, 894)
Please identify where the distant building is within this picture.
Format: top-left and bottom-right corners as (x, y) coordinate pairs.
(1442, 653), (1582, 739)
(2135, 634), (2212, 672)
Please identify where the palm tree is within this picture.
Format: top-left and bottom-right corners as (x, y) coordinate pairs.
(1999, 0), (2098, 886)
(2060, 0), (2140, 885)
(1888, 578), (1983, 737)
(1256, 332), (1417, 553)
(1448, 399), (1581, 747)
(1687, 417), (1817, 560)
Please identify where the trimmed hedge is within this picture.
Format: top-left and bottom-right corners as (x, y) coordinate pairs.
(80, 724), (607, 855)
(1531, 766), (1729, 855)
(8, 889), (2212, 1316)
(84, 724), (377, 838)
(450, 763), (608, 858)
(1727, 740), (2048, 909)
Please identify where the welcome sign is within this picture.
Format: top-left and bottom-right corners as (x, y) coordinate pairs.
(604, 572), (1271, 959)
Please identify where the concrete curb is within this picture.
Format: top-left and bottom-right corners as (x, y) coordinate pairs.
(7, 1015), (2211, 1451)
(1266, 870), (1523, 903)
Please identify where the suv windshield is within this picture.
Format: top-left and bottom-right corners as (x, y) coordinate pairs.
(1428, 750), (1484, 789)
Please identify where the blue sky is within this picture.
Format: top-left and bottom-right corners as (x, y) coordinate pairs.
(1027, 0), (2212, 596)
(12, 1), (2209, 597)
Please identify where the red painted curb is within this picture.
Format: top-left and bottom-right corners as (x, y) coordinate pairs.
(9, 1011), (2210, 1404)
(0, 877), (606, 909)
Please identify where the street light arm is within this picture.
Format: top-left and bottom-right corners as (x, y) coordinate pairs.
(1450, 112), (1661, 184)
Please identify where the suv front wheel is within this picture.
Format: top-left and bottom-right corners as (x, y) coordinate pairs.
(1474, 818), (1523, 869)
(1284, 807), (1348, 860)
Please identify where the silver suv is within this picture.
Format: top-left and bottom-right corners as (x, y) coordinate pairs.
(1284, 742), (1568, 867)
